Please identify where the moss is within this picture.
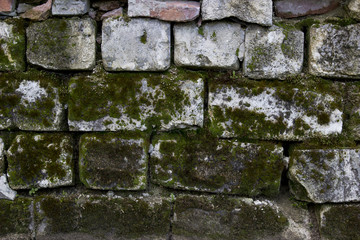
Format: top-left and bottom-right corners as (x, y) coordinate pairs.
(0, 198), (32, 235)
(247, 45), (267, 71)
(140, 30), (147, 44)
(198, 26), (204, 36)
(325, 18), (357, 28)
(211, 31), (217, 41)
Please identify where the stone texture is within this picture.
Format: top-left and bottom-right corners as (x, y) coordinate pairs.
(0, 19), (26, 72)
(346, 83), (360, 139)
(92, 0), (122, 11)
(209, 80), (343, 140)
(201, 0), (272, 26)
(52, 0), (90, 15)
(174, 21), (244, 70)
(289, 148), (360, 203)
(79, 133), (148, 190)
(7, 133), (74, 190)
(309, 23), (360, 78)
(100, 7), (123, 20)
(274, 0), (340, 18)
(173, 195), (288, 240)
(244, 25), (304, 79)
(0, 71), (66, 131)
(0, 175), (16, 200)
(68, 69), (204, 131)
(150, 132), (284, 196)
(128, 0), (200, 22)
(17, 3), (33, 14)
(35, 194), (171, 239)
(102, 17), (170, 71)
(0, 0), (15, 13)
(20, 0), (52, 21)
(0, 138), (3, 173)
(348, 0), (360, 20)
(27, 18), (96, 70)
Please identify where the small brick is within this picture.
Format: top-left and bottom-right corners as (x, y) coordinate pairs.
(0, 0), (16, 13)
(275, 0), (340, 18)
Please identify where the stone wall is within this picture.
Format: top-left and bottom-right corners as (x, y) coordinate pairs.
(0, 0), (360, 239)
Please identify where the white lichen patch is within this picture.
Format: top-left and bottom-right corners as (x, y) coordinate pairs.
(0, 174), (17, 200)
(16, 81), (47, 105)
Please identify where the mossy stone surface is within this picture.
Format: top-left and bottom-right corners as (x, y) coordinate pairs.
(68, 68), (204, 132)
(79, 132), (148, 190)
(0, 137), (4, 173)
(7, 133), (74, 189)
(150, 130), (284, 197)
(0, 19), (26, 72)
(173, 195), (288, 240)
(345, 82), (360, 140)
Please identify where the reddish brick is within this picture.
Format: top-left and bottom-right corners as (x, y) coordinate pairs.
(274, 0), (340, 18)
(0, 0), (15, 12)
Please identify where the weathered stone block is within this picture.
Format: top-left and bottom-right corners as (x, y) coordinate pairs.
(209, 80), (343, 140)
(173, 195), (288, 240)
(289, 148), (360, 203)
(0, 71), (66, 131)
(201, 0), (272, 26)
(102, 17), (170, 71)
(346, 83), (360, 139)
(348, 0), (360, 20)
(309, 23), (360, 78)
(274, 0), (340, 18)
(0, 137), (3, 172)
(128, 0), (200, 22)
(0, 174), (16, 200)
(52, 0), (90, 15)
(150, 131), (284, 196)
(79, 133), (148, 190)
(68, 70), (204, 131)
(0, 0), (16, 13)
(319, 204), (360, 240)
(20, 0), (52, 21)
(0, 19), (26, 72)
(174, 21), (244, 70)
(244, 25), (304, 79)
(27, 18), (96, 70)
(7, 133), (74, 189)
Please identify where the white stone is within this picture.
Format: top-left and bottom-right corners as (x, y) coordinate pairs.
(0, 138), (4, 171)
(52, 0), (90, 15)
(0, 175), (17, 200)
(201, 0), (272, 26)
(174, 21), (244, 70)
(244, 25), (304, 79)
(348, 0), (360, 20)
(102, 17), (171, 71)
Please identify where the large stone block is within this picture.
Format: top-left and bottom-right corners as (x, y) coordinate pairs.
(173, 195), (288, 240)
(0, 71), (66, 131)
(244, 25), (304, 79)
(68, 70), (204, 131)
(348, 0), (360, 20)
(309, 23), (360, 78)
(174, 21), (244, 70)
(0, 19), (26, 72)
(7, 133), (74, 190)
(289, 148), (360, 203)
(201, 0), (272, 26)
(79, 133), (148, 190)
(128, 0), (200, 22)
(150, 131), (284, 197)
(52, 0), (90, 15)
(27, 18), (96, 70)
(102, 17), (170, 71)
(209, 79), (343, 140)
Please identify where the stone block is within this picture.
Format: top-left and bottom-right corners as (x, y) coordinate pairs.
(348, 0), (360, 20)
(150, 131), (284, 196)
(0, 71), (66, 131)
(52, 0), (90, 15)
(309, 23), (360, 78)
(0, 0), (16, 13)
(274, 0), (340, 18)
(0, 19), (26, 72)
(174, 21), (244, 70)
(209, 79), (343, 140)
(173, 195), (288, 240)
(79, 133), (148, 190)
(289, 148), (360, 203)
(68, 70), (204, 131)
(244, 25), (304, 79)
(346, 82), (360, 139)
(27, 18), (96, 70)
(201, 0), (272, 26)
(102, 17), (170, 71)
(0, 174), (16, 200)
(128, 0), (200, 22)
(0, 137), (3, 172)
(7, 133), (74, 190)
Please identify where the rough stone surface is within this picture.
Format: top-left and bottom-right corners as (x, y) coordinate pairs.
(35, 194), (171, 239)
(201, 0), (272, 26)
(173, 195), (288, 240)
(348, 0), (360, 20)
(346, 83), (360, 139)
(174, 21), (244, 70)
(244, 25), (304, 79)
(27, 18), (96, 70)
(68, 69), (204, 131)
(274, 0), (340, 18)
(0, 19), (26, 72)
(309, 23), (360, 78)
(7, 133), (74, 190)
(128, 0), (200, 22)
(100, 7), (123, 20)
(79, 133), (148, 190)
(52, 0), (90, 16)
(92, 0), (122, 11)
(102, 17), (170, 71)
(0, 137), (3, 172)
(0, 175), (16, 200)
(289, 148), (360, 203)
(150, 132), (284, 196)
(20, 0), (52, 21)
(0, 71), (66, 131)
(17, 3), (33, 14)
(0, 0), (16, 12)
(209, 80), (343, 140)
